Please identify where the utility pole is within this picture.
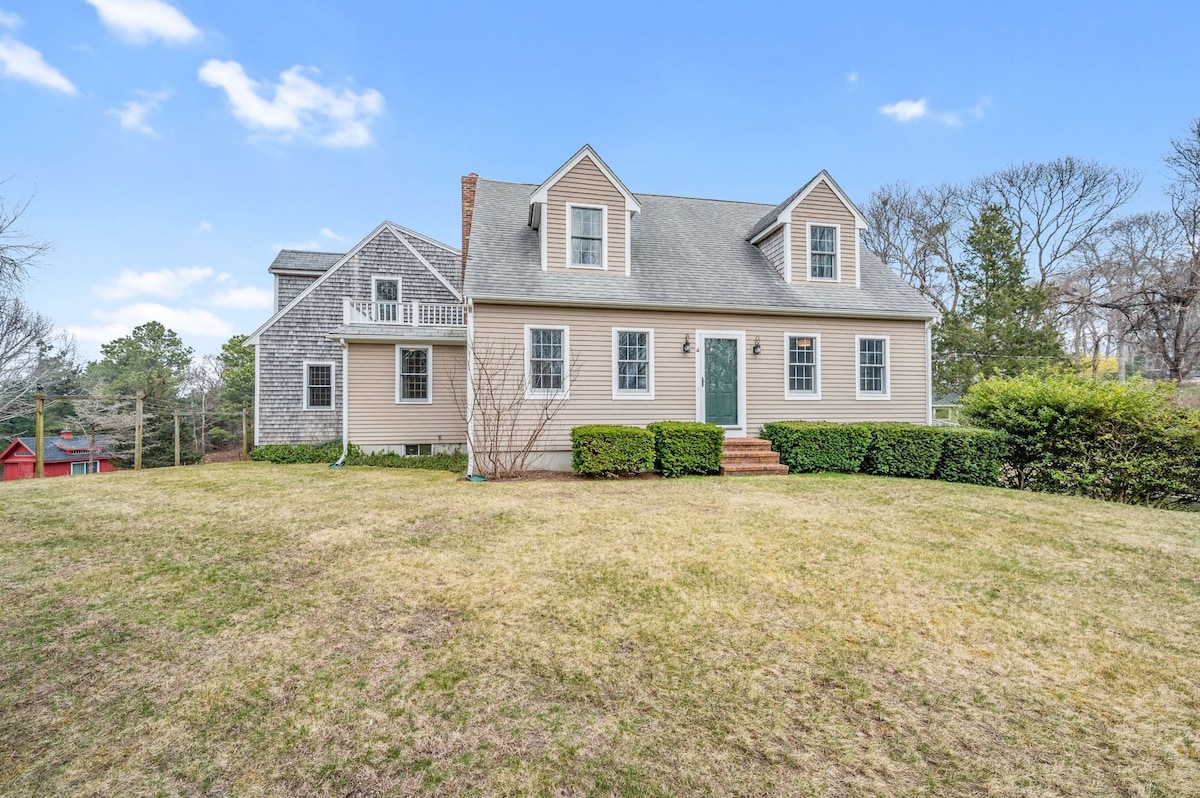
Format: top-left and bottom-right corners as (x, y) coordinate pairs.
(134, 390), (144, 471)
(34, 387), (45, 479)
(174, 411), (181, 467)
(241, 408), (249, 461)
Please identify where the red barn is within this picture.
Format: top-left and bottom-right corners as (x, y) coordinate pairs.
(0, 431), (116, 480)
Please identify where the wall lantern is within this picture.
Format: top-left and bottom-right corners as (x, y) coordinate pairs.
(682, 334), (692, 354)
(752, 336), (762, 355)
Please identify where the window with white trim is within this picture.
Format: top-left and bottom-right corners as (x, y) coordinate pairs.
(373, 277), (400, 323)
(569, 206), (603, 267)
(527, 327), (567, 396)
(810, 225), (837, 280)
(70, 461), (98, 475)
(786, 335), (819, 396)
(304, 362), (334, 409)
(614, 329), (652, 396)
(397, 346), (431, 403)
(858, 338), (888, 396)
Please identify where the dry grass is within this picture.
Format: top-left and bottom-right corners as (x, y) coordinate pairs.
(2, 464), (1200, 796)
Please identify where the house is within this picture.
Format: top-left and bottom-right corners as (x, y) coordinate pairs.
(0, 431), (115, 480)
(249, 145), (938, 472)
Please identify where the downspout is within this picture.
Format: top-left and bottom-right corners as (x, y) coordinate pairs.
(465, 298), (476, 476)
(332, 338), (350, 467)
(925, 320), (934, 426)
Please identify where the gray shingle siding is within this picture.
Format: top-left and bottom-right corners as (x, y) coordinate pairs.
(275, 274), (316, 311)
(255, 226), (462, 445)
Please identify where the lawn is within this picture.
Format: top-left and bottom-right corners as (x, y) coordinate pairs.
(2, 464), (1199, 796)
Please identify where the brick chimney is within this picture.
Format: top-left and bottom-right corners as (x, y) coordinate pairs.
(461, 173), (478, 287)
(59, 429), (73, 440)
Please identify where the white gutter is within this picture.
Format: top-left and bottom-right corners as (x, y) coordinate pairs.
(465, 299), (476, 476)
(925, 320), (934, 425)
(468, 294), (939, 322)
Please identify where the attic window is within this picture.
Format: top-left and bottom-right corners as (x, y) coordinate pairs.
(809, 225), (837, 280)
(569, 205), (604, 267)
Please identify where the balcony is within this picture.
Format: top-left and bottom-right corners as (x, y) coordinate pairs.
(343, 299), (466, 327)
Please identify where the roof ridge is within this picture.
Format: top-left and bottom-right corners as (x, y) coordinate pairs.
(275, 249), (345, 256)
(634, 191), (775, 207)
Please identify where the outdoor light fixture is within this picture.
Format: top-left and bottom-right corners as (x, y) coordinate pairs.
(682, 334), (692, 353)
(753, 336), (762, 355)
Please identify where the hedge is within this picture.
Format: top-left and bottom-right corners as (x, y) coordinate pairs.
(347, 450), (468, 472)
(250, 440), (346, 464)
(860, 423), (944, 479)
(571, 425), (655, 477)
(250, 440), (467, 472)
(934, 427), (1007, 486)
(759, 421), (873, 473)
(646, 421), (724, 477)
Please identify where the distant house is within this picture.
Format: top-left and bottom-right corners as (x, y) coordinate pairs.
(0, 431), (115, 480)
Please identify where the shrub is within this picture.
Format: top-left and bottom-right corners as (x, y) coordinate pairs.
(962, 374), (1200, 505)
(860, 423), (944, 479)
(249, 440), (347, 464)
(571, 425), (655, 477)
(346, 450), (468, 472)
(934, 427), (1007, 486)
(760, 421), (873, 473)
(646, 421), (724, 477)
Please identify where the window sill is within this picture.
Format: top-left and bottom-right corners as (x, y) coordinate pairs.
(785, 392), (822, 401)
(613, 391), (655, 401)
(855, 393), (891, 401)
(524, 390), (570, 401)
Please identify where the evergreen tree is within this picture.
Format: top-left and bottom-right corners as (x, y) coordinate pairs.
(217, 334), (254, 416)
(934, 205), (1066, 396)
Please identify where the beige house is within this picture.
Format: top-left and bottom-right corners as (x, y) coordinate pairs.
(248, 145), (937, 472)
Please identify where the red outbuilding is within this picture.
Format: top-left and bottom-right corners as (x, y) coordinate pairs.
(0, 430), (116, 480)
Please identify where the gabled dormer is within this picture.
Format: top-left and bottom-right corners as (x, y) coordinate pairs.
(748, 171), (868, 288)
(529, 145), (642, 276)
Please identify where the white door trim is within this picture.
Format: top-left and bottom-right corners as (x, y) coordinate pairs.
(695, 329), (747, 438)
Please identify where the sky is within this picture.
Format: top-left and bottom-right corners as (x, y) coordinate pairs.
(1, 0), (1199, 360)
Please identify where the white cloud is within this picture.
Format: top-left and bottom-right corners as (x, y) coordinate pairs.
(85, 0), (199, 45)
(0, 37), (75, 94)
(198, 59), (385, 148)
(879, 98), (927, 123)
(96, 266), (215, 300)
(208, 285), (272, 310)
(845, 70), (858, 85)
(320, 227), (344, 241)
(107, 89), (171, 135)
(67, 303), (233, 343)
(0, 9), (21, 27)
(194, 221), (212, 234)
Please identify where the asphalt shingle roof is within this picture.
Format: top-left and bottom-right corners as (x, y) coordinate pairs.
(9, 435), (114, 463)
(268, 250), (345, 274)
(465, 179), (937, 319)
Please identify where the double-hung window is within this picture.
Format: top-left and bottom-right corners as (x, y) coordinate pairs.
(396, 346), (431, 403)
(857, 337), (889, 398)
(304, 362), (334, 409)
(373, 277), (400, 322)
(809, 224), (837, 280)
(613, 328), (653, 398)
(569, 205), (604, 267)
(785, 334), (820, 398)
(527, 326), (568, 398)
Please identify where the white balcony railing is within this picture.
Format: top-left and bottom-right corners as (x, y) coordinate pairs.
(343, 298), (465, 327)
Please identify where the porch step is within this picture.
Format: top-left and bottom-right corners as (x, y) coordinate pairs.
(720, 437), (788, 476)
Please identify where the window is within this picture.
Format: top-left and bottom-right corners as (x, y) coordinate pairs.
(396, 346), (431, 403)
(786, 334), (820, 398)
(857, 337), (889, 398)
(569, 205), (604, 267)
(373, 277), (400, 322)
(526, 326), (568, 398)
(613, 328), (653, 398)
(70, 461), (97, 475)
(404, 444), (432, 456)
(809, 224), (837, 280)
(304, 362), (334, 409)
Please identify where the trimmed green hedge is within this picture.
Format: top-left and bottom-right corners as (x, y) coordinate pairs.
(760, 421), (873, 473)
(646, 421), (724, 477)
(860, 423), (944, 479)
(935, 427), (1007, 486)
(347, 450), (468, 472)
(250, 440), (345, 464)
(250, 440), (467, 472)
(571, 425), (655, 477)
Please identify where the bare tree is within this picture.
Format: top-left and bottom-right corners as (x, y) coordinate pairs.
(0, 177), (50, 292)
(68, 397), (138, 469)
(448, 340), (581, 479)
(0, 297), (76, 421)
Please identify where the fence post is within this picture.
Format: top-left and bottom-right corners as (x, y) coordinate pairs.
(134, 390), (144, 470)
(241, 408), (249, 461)
(174, 411), (181, 467)
(34, 388), (45, 479)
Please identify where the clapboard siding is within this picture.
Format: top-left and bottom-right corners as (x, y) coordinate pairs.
(545, 155), (627, 274)
(347, 343), (467, 448)
(471, 302), (928, 453)
(255, 226), (462, 444)
(791, 181), (858, 287)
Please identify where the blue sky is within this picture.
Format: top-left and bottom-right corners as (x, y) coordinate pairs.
(2, 0), (1198, 359)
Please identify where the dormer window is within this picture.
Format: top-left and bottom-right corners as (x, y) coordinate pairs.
(809, 224), (837, 280)
(569, 205), (605, 267)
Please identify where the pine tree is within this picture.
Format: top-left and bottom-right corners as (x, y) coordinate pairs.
(935, 205), (1066, 396)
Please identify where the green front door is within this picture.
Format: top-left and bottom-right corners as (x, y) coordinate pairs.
(704, 337), (738, 426)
